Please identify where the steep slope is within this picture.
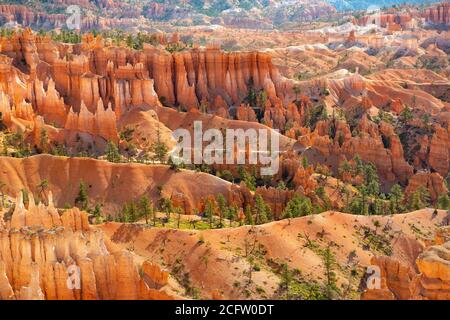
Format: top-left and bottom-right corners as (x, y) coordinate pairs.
(100, 209), (449, 299)
(0, 154), (233, 214)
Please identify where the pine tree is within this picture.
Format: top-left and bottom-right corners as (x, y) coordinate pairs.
(92, 204), (101, 217)
(363, 163), (379, 196)
(75, 181), (88, 210)
(161, 197), (173, 223)
(280, 263), (293, 299)
(399, 106), (413, 124)
(254, 194), (270, 225)
(37, 179), (49, 204)
(277, 181), (287, 190)
(353, 155), (364, 175)
(228, 204), (238, 227)
(238, 166), (256, 191)
(437, 194), (450, 210)
(21, 189), (29, 207)
(91, 204), (102, 223)
(216, 194), (227, 228)
(301, 156), (309, 169)
(359, 185), (369, 215)
(40, 128), (49, 153)
(150, 124), (168, 163)
(409, 186), (430, 210)
(338, 160), (352, 179)
(244, 205), (254, 225)
(176, 207), (182, 228)
(321, 245), (339, 300)
(282, 194), (312, 219)
(124, 200), (138, 222)
(389, 184), (404, 214)
(105, 141), (121, 163)
(204, 198), (215, 228)
(139, 195), (153, 224)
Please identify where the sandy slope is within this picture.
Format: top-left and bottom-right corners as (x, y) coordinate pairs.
(0, 154), (232, 214)
(99, 209), (449, 299)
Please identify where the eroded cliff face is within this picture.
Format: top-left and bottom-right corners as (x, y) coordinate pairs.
(416, 227), (450, 300)
(0, 4), (140, 32)
(423, 2), (450, 26)
(0, 30), (287, 153)
(0, 192), (175, 300)
(0, 5), (66, 31)
(357, 13), (414, 30)
(405, 172), (449, 203)
(0, 29), (447, 198)
(362, 226), (450, 300)
(293, 115), (414, 186)
(78, 41), (283, 112)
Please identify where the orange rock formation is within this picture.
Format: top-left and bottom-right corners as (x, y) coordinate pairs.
(0, 192), (175, 300)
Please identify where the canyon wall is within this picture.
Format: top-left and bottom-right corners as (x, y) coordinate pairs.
(423, 2), (450, 26)
(0, 30), (447, 188)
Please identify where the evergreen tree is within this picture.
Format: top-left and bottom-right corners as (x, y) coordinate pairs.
(301, 156), (309, 169)
(160, 197), (174, 222)
(91, 204), (102, 223)
(123, 200), (138, 222)
(399, 106), (413, 124)
(216, 194), (227, 228)
(139, 195), (153, 224)
(338, 160), (352, 178)
(40, 128), (49, 153)
(389, 184), (404, 214)
(282, 194), (313, 219)
(220, 170), (234, 183)
(75, 181), (88, 210)
(409, 186), (430, 210)
(254, 194), (270, 225)
(374, 198), (384, 215)
(228, 204), (238, 227)
(105, 141), (121, 163)
(238, 167), (256, 191)
(92, 204), (101, 217)
(437, 194), (450, 210)
(36, 179), (49, 204)
(21, 189), (29, 207)
(277, 181), (287, 190)
(204, 198), (215, 228)
(349, 185), (369, 215)
(363, 163), (379, 196)
(244, 204), (254, 225)
(280, 263), (293, 299)
(353, 155), (364, 176)
(150, 124), (168, 163)
(321, 246), (339, 300)
(176, 207), (182, 228)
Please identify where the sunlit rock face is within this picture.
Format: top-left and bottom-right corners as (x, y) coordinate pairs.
(362, 226), (450, 300)
(0, 192), (176, 300)
(423, 2), (450, 26)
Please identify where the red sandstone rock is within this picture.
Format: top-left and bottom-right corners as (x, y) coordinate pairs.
(363, 226), (450, 300)
(405, 172), (449, 203)
(0, 192), (176, 300)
